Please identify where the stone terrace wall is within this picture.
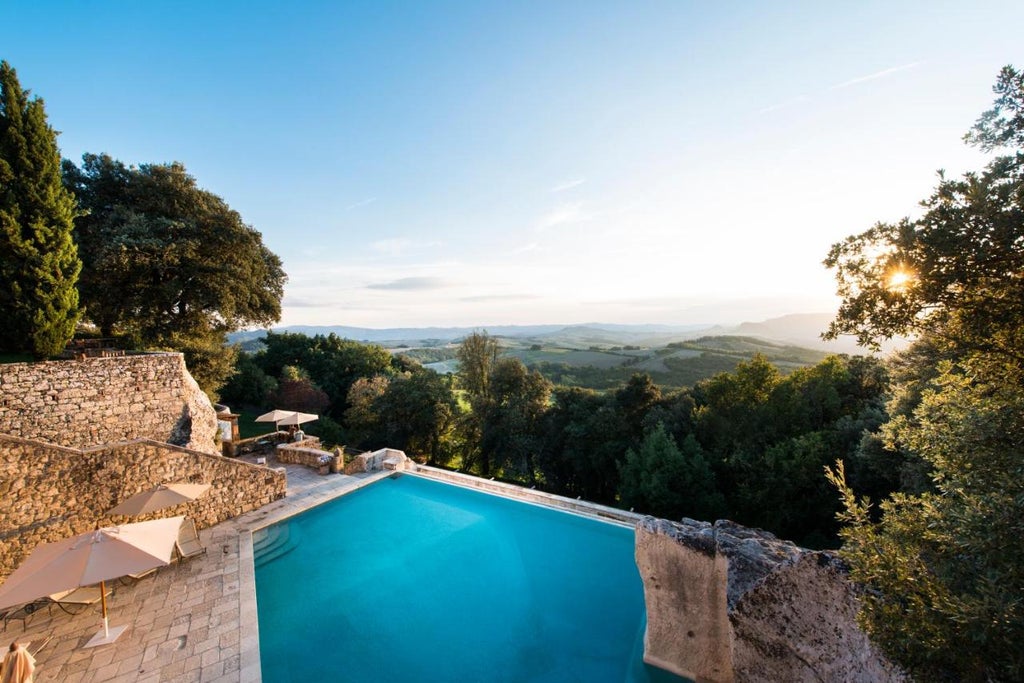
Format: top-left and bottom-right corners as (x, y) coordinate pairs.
(0, 434), (286, 579)
(0, 353), (218, 455)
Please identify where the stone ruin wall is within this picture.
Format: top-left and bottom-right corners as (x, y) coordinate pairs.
(0, 353), (218, 455)
(635, 516), (907, 683)
(0, 434), (286, 579)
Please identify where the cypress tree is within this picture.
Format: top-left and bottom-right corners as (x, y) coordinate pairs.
(0, 61), (80, 357)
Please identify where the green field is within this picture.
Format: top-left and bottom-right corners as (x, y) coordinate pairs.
(405, 335), (832, 391)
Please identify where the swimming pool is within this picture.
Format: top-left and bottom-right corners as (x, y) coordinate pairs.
(254, 474), (688, 682)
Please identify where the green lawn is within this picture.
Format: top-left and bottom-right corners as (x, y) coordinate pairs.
(0, 353), (35, 364)
(236, 410), (275, 439)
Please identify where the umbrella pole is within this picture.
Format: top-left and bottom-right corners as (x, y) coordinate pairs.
(84, 578), (126, 647)
(100, 579), (110, 638)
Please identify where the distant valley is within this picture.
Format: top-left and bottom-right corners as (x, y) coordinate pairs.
(228, 313), (904, 391)
(229, 312), (885, 355)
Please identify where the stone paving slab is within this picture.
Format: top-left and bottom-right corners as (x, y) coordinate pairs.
(1, 456), (388, 682)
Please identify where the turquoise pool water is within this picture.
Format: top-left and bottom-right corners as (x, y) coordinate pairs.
(255, 474), (688, 682)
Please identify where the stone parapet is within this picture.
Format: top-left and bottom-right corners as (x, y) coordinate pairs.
(0, 434), (287, 580)
(275, 442), (333, 469)
(635, 517), (906, 683)
(343, 447), (410, 474)
(0, 353), (219, 455)
(414, 465), (644, 526)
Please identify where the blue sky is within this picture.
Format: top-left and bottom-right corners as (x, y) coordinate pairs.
(3, 1), (1022, 328)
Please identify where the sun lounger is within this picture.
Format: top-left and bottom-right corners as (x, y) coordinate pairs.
(1, 599), (49, 630)
(174, 518), (207, 561)
(118, 567), (158, 585)
(26, 635), (52, 657)
(48, 585), (112, 615)
(1, 585), (112, 629)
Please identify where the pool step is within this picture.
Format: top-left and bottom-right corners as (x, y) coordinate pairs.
(253, 524), (302, 567)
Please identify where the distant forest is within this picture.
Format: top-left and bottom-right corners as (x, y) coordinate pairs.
(221, 329), (891, 549)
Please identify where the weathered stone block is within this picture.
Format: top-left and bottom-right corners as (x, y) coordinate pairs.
(635, 517), (905, 683)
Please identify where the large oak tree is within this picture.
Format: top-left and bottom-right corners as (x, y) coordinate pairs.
(63, 153), (286, 393)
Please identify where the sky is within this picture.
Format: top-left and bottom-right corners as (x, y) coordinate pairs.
(3, 1), (1022, 329)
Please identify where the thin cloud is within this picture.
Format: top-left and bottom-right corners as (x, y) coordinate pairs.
(536, 202), (592, 231)
(758, 95), (810, 115)
(460, 293), (542, 303)
(757, 61), (923, 116)
(369, 238), (441, 255)
(280, 296), (329, 309)
(345, 197), (377, 210)
(828, 61), (923, 91)
(550, 178), (586, 193)
(511, 242), (539, 255)
(366, 276), (451, 291)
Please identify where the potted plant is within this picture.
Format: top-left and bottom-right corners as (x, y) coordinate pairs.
(317, 453), (332, 475)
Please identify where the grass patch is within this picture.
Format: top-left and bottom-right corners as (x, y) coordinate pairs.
(236, 410), (276, 439)
(0, 353), (35, 364)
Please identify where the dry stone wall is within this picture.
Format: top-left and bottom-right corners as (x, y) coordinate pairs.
(0, 353), (218, 455)
(635, 517), (906, 683)
(0, 434), (286, 579)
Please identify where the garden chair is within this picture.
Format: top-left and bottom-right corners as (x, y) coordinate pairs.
(174, 518), (206, 561)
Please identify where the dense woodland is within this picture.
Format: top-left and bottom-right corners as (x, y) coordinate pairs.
(2, 54), (1023, 681)
(222, 329), (897, 550)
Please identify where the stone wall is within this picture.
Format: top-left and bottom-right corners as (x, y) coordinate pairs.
(0, 434), (286, 579)
(0, 353), (219, 455)
(635, 517), (906, 683)
(343, 447), (412, 474)
(275, 440), (332, 469)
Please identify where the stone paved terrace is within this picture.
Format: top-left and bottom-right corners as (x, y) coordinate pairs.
(1, 454), (390, 683)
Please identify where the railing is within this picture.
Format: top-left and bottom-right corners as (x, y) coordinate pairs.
(61, 338), (125, 360)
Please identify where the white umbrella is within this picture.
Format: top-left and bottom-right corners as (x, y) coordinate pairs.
(278, 412), (318, 427)
(254, 409), (297, 431)
(0, 517), (184, 648)
(107, 483), (211, 516)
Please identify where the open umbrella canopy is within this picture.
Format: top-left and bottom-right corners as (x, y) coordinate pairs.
(0, 516), (184, 611)
(278, 412), (318, 427)
(107, 483), (211, 516)
(254, 409), (296, 424)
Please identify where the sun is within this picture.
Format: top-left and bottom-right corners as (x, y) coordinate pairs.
(885, 266), (915, 292)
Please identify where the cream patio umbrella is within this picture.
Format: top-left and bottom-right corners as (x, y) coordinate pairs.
(0, 517), (184, 648)
(107, 483), (211, 516)
(278, 412), (318, 428)
(255, 409), (298, 431)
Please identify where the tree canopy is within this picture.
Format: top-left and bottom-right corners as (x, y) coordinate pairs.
(63, 153), (285, 391)
(824, 65), (1024, 377)
(826, 65), (1024, 681)
(0, 61), (80, 357)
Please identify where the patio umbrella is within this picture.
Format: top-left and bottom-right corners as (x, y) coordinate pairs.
(1, 642), (34, 683)
(255, 409), (298, 430)
(0, 516), (184, 648)
(107, 483), (211, 516)
(278, 412), (318, 427)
